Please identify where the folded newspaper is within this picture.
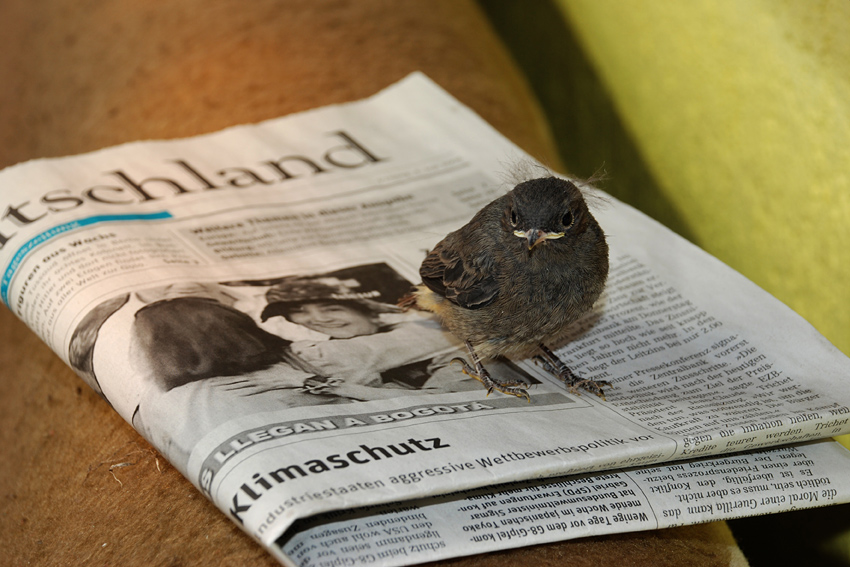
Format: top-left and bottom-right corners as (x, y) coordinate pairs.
(1, 73), (849, 566)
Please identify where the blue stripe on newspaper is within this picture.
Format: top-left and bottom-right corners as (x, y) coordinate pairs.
(1, 211), (173, 306)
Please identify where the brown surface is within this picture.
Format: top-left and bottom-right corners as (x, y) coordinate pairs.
(0, 1), (746, 565)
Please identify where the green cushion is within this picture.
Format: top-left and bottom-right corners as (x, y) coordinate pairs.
(551, 0), (850, 361)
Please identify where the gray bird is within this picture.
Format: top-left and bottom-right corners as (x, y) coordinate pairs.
(408, 176), (610, 401)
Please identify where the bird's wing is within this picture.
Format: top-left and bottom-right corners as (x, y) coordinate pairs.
(420, 232), (499, 310)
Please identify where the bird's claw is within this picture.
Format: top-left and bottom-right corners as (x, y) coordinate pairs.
(451, 357), (530, 402)
(536, 346), (612, 400)
(565, 378), (611, 401)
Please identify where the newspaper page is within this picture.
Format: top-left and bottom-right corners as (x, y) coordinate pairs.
(275, 439), (850, 567)
(1, 73), (849, 565)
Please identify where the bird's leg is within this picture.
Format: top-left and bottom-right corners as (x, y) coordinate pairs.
(536, 344), (612, 400)
(452, 340), (530, 402)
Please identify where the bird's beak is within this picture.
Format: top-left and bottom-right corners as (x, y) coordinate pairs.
(514, 229), (565, 250)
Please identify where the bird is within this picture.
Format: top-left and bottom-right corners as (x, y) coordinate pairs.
(406, 176), (611, 401)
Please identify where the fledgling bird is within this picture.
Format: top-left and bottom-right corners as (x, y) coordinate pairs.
(408, 176), (610, 401)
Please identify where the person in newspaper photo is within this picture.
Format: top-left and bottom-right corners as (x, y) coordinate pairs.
(70, 264), (536, 472)
(69, 293), (131, 400)
(127, 295), (341, 471)
(69, 281), (337, 472)
(257, 264), (537, 402)
(68, 282), (255, 400)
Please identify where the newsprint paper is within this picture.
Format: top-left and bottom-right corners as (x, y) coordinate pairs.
(1, 73), (849, 566)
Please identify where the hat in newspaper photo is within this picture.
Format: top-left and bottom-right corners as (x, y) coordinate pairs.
(260, 276), (399, 323)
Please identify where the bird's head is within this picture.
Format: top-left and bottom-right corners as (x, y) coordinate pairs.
(504, 177), (590, 251)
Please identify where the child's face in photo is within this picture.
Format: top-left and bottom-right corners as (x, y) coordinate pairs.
(287, 302), (379, 339)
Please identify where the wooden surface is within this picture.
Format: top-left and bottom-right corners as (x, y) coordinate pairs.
(0, 1), (747, 565)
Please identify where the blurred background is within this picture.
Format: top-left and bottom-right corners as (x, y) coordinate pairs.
(477, 1), (850, 565)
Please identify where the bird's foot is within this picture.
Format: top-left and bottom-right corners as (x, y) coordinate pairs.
(451, 356), (530, 402)
(536, 344), (612, 400)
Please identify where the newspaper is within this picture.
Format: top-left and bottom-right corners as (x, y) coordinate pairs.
(274, 439), (850, 566)
(1, 72), (848, 566)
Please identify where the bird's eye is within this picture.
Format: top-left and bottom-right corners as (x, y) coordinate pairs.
(562, 210), (574, 228)
(509, 209), (518, 227)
